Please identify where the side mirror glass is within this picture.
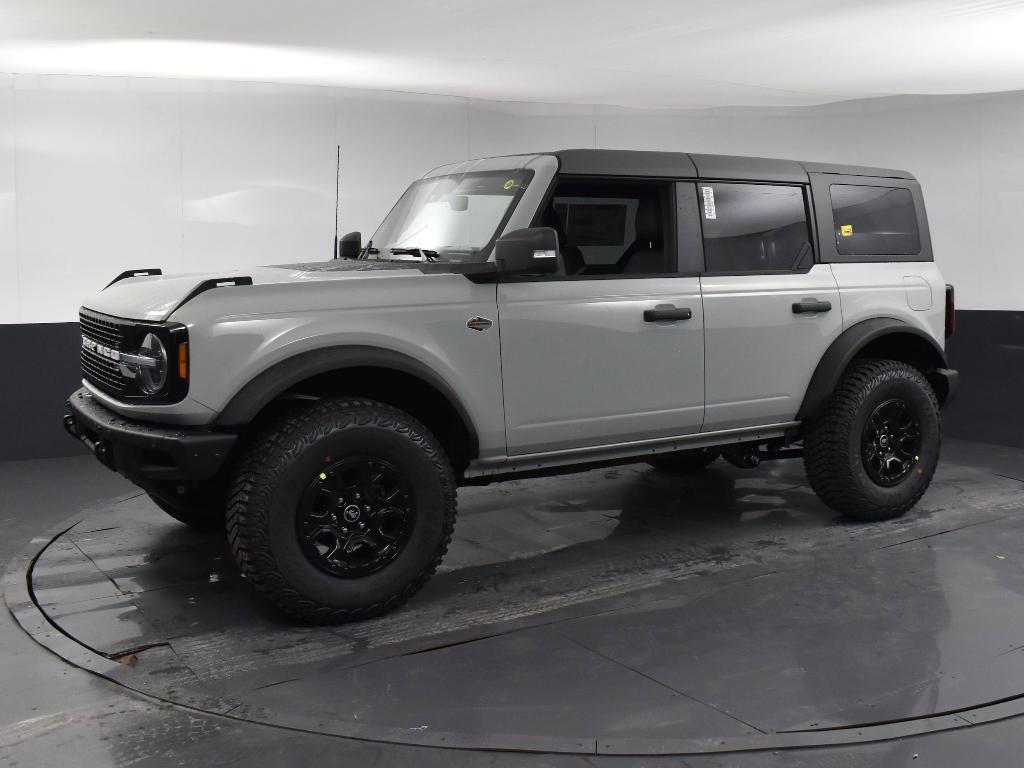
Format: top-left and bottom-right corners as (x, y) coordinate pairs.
(494, 227), (560, 275)
(338, 231), (361, 259)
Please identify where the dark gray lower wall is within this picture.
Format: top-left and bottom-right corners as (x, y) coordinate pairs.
(942, 310), (1024, 449)
(0, 323), (87, 461)
(0, 310), (1021, 462)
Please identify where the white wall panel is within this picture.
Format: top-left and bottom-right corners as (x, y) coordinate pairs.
(179, 81), (336, 270)
(335, 89), (468, 243)
(0, 74), (16, 323)
(2, 73), (1024, 321)
(467, 100), (595, 158)
(595, 106), (733, 154)
(978, 94), (1024, 313)
(13, 75), (182, 323)
(854, 97), (983, 307)
(725, 105), (860, 164)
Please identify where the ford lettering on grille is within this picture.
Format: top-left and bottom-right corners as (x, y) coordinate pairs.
(81, 335), (121, 362)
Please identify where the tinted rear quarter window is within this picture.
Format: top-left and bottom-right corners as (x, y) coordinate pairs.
(700, 183), (812, 273)
(830, 184), (921, 256)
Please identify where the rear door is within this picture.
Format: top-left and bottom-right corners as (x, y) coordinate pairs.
(698, 182), (843, 431)
(497, 178), (705, 456)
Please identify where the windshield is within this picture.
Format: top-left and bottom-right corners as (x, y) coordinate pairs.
(365, 170), (533, 263)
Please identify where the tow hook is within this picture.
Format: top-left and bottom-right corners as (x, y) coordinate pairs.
(62, 413), (78, 438)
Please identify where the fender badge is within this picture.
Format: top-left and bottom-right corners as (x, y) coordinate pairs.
(466, 316), (493, 332)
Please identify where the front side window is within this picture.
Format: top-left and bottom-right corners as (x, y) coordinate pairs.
(700, 183), (812, 273)
(539, 179), (673, 276)
(367, 170), (532, 263)
(830, 184), (921, 256)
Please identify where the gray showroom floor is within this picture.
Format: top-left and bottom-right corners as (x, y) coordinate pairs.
(4, 440), (1024, 766)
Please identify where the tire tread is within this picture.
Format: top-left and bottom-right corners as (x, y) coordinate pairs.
(225, 398), (457, 624)
(803, 358), (940, 521)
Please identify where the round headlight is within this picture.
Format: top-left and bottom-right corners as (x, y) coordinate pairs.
(137, 332), (168, 395)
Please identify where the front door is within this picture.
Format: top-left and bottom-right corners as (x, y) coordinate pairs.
(497, 177), (705, 456)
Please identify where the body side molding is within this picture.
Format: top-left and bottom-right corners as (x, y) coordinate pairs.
(796, 317), (948, 421)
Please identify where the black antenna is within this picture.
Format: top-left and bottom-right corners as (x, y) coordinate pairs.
(334, 144), (341, 259)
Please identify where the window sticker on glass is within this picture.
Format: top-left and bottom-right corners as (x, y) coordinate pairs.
(829, 184), (920, 256)
(702, 186), (717, 220)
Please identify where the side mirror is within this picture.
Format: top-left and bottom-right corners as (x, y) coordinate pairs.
(337, 231), (361, 259)
(494, 227), (560, 275)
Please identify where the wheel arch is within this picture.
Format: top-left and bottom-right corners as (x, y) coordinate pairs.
(796, 318), (949, 422)
(216, 346), (479, 474)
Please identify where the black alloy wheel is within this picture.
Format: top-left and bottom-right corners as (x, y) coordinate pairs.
(297, 457), (415, 578)
(861, 398), (923, 487)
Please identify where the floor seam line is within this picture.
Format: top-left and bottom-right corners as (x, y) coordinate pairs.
(875, 515), (1007, 550)
(557, 631), (768, 735)
(70, 540), (123, 595)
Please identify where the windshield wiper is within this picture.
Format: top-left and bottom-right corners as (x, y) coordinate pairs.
(359, 239), (378, 258)
(389, 247), (439, 262)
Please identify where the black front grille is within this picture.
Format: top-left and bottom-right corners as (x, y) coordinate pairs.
(79, 311), (123, 348)
(81, 350), (125, 393)
(79, 309), (130, 396)
(77, 308), (188, 403)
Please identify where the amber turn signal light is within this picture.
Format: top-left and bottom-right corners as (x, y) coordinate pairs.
(178, 342), (189, 380)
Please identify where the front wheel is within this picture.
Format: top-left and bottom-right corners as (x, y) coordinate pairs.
(226, 399), (457, 624)
(803, 359), (940, 522)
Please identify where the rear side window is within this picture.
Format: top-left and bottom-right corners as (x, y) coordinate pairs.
(700, 183), (812, 273)
(830, 184), (921, 256)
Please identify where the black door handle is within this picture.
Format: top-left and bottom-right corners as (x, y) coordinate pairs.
(792, 299), (832, 314)
(644, 306), (693, 322)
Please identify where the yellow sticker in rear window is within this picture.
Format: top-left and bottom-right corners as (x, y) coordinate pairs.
(840, 224), (854, 237)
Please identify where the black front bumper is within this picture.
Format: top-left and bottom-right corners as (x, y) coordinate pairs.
(64, 388), (237, 489)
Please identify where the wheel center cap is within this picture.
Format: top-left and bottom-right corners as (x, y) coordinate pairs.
(879, 435), (890, 448)
(342, 504), (362, 523)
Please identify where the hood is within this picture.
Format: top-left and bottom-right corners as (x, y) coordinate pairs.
(81, 259), (425, 322)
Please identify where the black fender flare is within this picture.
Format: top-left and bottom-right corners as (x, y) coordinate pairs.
(215, 346), (479, 458)
(795, 318), (948, 421)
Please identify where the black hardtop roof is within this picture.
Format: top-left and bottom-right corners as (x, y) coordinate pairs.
(550, 149), (914, 182)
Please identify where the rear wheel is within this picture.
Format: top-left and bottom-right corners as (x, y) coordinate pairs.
(647, 448), (720, 474)
(803, 359), (940, 521)
(148, 492), (224, 532)
(226, 399), (456, 624)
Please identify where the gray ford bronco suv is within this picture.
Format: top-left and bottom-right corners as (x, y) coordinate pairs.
(65, 149), (958, 623)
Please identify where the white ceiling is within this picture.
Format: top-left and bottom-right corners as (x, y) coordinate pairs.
(2, 0), (1024, 109)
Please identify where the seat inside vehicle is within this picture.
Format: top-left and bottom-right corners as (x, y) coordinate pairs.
(540, 180), (673, 276)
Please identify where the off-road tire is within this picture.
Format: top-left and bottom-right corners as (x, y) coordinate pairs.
(148, 492), (225, 532)
(226, 398), (457, 624)
(647, 448), (720, 474)
(803, 358), (940, 522)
